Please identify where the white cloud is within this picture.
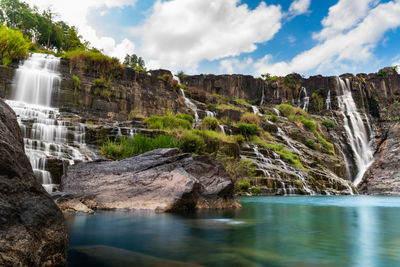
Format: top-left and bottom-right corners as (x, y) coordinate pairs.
(23, 0), (136, 60)
(288, 0), (311, 16)
(255, 0), (400, 76)
(219, 57), (253, 74)
(133, 0), (282, 73)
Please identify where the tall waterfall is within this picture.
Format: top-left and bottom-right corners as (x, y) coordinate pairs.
(180, 89), (199, 122)
(5, 53), (94, 193)
(298, 87), (310, 111)
(336, 77), (374, 186)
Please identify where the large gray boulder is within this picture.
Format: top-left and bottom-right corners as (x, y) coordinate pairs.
(359, 122), (400, 195)
(59, 148), (240, 212)
(0, 99), (67, 266)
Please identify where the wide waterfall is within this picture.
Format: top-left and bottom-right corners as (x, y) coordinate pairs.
(5, 53), (95, 193)
(336, 77), (374, 185)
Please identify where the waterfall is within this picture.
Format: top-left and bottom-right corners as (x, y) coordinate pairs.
(205, 110), (216, 118)
(260, 81), (267, 106)
(326, 90), (331, 110)
(336, 77), (374, 186)
(252, 105), (261, 115)
(180, 89), (199, 122)
(6, 53), (95, 193)
(298, 87), (310, 111)
(273, 108), (280, 117)
(219, 125), (226, 134)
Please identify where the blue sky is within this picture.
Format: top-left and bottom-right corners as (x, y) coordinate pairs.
(27, 0), (400, 77)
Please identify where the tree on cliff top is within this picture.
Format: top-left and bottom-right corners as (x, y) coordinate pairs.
(124, 54), (145, 71)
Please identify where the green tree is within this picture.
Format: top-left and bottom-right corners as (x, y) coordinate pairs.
(124, 54), (145, 69)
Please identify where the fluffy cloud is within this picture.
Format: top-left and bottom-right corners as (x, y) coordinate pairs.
(288, 0), (311, 17)
(133, 0), (282, 73)
(219, 57), (253, 74)
(255, 0), (400, 76)
(24, 0), (136, 60)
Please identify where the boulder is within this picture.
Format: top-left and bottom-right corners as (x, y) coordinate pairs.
(359, 122), (400, 195)
(0, 99), (67, 266)
(60, 148), (240, 212)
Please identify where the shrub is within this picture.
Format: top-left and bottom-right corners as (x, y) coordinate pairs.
(277, 104), (307, 118)
(377, 69), (387, 77)
(72, 75), (81, 90)
(179, 132), (204, 154)
(253, 186), (261, 195)
(64, 50), (121, 77)
(158, 73), (173, 82)
(202, 116), (219, 130)
(0, 26), (30, 65)
(176, 113), (194, 124)
(234, 134), (245, 144)
(270, 114), (278, 122)
(241, 113), (261, 126)
(100, 134), (179, 160)
(322, 119), (335, 130)
(300, 118), (317, 131)
(238, 123), (259, 136)
(235, 180), (251, 192)
(144, 112), (192, 130)
(304, 139), (317, 150)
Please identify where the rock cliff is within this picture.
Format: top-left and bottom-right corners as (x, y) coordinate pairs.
(0, 99), (67, 266)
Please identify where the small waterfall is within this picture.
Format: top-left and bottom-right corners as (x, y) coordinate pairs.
(260, 81), (267, 106)
(251, 105), (261, 115)
(6, 53), (95, 193)
(336, 77), (374, 186)
(273, 108), (280, 117)
(180, 89), (199, 122)
(219, 125), (226, 134)
(205, 110), (216, 118)
(298, 87), (309, 111)
(326, 90), (331, 110)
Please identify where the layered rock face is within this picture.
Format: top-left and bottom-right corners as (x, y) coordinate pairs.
(359, 122), (400, 195)
(59, 148), (240, 212)
(0, 99), (67, 266)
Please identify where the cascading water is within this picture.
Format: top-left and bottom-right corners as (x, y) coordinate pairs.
(180, 89), (199, 122)
(336, 77), (374, 186)
(326, 90), (331, 110)
(251, 105), (261, 115)
(5, 53), (95, 193)
(205, 110), (216, 118)
(260, 81), (267, 106)
(298, 87), (310, 111)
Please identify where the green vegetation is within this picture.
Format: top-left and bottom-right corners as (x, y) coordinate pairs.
(0, 25), (30, 65)
(0, 0), (86, 52)
(253, 186), (261, 195)
(304, 139), (317, 150)
(235, 180), (250, 192)
(234, 99), (251, 106)
(215, 104), (241, 111)
(158, 73), (173, 82)
(72, 75), (81, 90)
(202, 116), (219, 131)
(322, 119), (335, 130)
(238, 123), (259, 136)
(179, 131), (205, 154)
(100, 133), (179, 160)
(311, 89), (324, 112)
(261, 73), (279, 82)
(123, 54), (145, 70)
(377, 68), (387, 77)
(241, 113), (261, 126)
(144, 111), (192, 130)
(176, 71), (186, 81)
(284, 76), (296, 89)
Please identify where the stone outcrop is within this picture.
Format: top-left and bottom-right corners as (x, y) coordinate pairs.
(359, 122), (400, 195)
(0, 99), (67, 266)
(59, 148), (240, 212)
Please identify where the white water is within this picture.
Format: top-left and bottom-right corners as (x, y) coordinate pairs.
(260, 81), (267, 106)
(336, 77), (374, 186)
(273, 108), (280, 117)
(326, 90), (331, 110)
(219, 125), (226, 134)
(298, 87), (310, 112)
(180, 89), (199, 122)
(251, 105), (261, 115)
(205, 110), (216, 118)
(6, 53), (95, 193)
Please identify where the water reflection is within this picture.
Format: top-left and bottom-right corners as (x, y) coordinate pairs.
(67, 196), (400, 267)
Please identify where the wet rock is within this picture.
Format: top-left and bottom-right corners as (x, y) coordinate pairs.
(0, 99), (67, 266)
(359, 122), (400, 195)
(60, 148), (240, 212)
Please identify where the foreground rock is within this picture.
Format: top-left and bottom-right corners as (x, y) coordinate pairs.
(359, 122), (400, 195)
(0, 99), (67, 266)
(59, 148), (240, 212)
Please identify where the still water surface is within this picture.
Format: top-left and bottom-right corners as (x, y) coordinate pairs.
(66, 196), (400, 266)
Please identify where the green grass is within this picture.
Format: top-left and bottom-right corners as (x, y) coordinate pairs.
(234, 99), (251, 106)
(216, 104), (241, 111)
(322, 119), (335, 130)
(100, 133), (179, 160)
(202, 116), (219, 130)
(238, 123), (259, 136)
(0, 26), (30, 66)
(144, 112), (192, 130)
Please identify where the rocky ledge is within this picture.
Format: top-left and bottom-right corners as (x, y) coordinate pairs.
(0, 99), (67, 266)
(359, 122), (400, 195)
(57, 148), (240, 212)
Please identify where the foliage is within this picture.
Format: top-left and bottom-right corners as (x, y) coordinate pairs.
(234, 134), (245, 144)
(0, 0), (86, 52)
(238, 123), (259, 136)
(253, 186), (261, 195)
(261, 73), (279, 82)
(304, 139), (317, 150)
(100, 134), (179, 160)
(377, 68), (387, 77)
(311, 91), (324, 112)
(202, 116), (219, 130)
(176, 70), (186, 81)
(235, 180), (251, 192)
(284, 76), (296, 89)
(241, 113), (261, 126)
(72, 75), (81, 90)
(64, 50), (121, 77)
(179, 131), (205, 154)
(175, 113), (194, 124)
(0, 25), (30, 65)
(144, 111), (192, 130)
(158, 73), (173, 82)
(277, 103), (307, 118)
(215, 104), (241, 111)
(124, 54), (145, 70)
(322, 119), (335, 130)
(234, 99), (250, 106)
